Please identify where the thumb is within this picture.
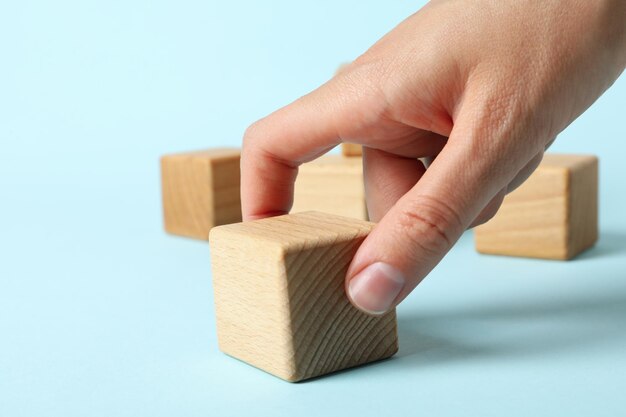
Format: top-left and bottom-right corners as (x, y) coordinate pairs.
(345, 113), (536, 315)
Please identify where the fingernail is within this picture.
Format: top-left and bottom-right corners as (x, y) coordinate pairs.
(348, 262), (405, 315)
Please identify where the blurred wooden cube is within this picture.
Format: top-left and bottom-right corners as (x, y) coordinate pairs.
(161, 148), (241, 240)
(292, 154), (367, 220)
(341, 143), (362, 157)
(209, 211), (398, 382)
(475, 154), (598, 260)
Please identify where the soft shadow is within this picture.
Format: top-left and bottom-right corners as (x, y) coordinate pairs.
(396, 288), (626, 367)
(298, 355), (396, 384)
(575, 231), (626, 260)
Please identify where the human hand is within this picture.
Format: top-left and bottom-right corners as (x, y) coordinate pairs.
(241, 0), (625, 314)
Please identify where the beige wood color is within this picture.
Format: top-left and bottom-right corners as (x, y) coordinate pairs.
(209, 211), (398, 382)
(292, 155), (367, 220)
(161, 148), (241, 240)
(341, 143), (363, 157)
(475, 154), (598, 260)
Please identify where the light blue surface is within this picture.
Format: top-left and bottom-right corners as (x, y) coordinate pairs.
(1, 1), (625, 416)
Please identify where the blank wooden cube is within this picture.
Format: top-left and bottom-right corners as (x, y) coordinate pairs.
(292, 155), (367, 220)
(209, 211), (398, 382)
(341, 143), (363, 157)
(161, 148), (241, 240)
(475, 154), (598, 260)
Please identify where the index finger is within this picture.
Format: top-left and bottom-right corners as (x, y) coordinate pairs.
(240, 72), (373, 220)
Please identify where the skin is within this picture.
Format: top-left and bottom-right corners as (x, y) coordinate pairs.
(241, 0), (626, 315)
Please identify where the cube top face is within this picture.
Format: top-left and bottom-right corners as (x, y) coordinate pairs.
(161, 148), (241, 240)
(210, 212), (398, 382)
(475, 154), (598, 260)
(210, 210), (371, 253)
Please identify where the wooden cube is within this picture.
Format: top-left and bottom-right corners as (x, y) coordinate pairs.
(341, 143), (363, 157)
(475, 154), (598, 260)
(161, 148), (241, 240)
(209, 211), (398, 382)
(292, 155), (367, 220)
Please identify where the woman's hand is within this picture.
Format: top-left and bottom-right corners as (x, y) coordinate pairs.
(240, 0), (625, 314)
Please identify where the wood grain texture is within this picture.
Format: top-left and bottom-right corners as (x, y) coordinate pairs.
(475, 154), (598, 260)
(209, 211), (398, 382)
(341, 143), (363, 157)
(161, 148), (241, 240)
(292, 155), (368, 220)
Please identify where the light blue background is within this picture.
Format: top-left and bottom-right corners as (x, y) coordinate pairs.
(1, 1), (625, 416)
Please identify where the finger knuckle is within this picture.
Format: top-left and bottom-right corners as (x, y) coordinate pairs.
(395, 196), (463, 258)
(242, 120), (266, 149)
